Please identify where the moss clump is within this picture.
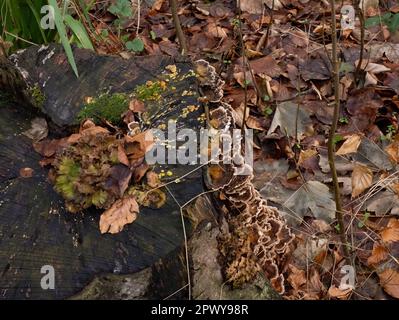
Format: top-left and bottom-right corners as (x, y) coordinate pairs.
(77, 93), (129, 125)
(53, 132), (122, 213)
(134, 80), (167, 101)
(55, 158), (81, 200)
(29, 84), (45, 109)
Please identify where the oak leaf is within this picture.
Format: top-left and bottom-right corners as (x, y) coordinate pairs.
(99, 196), (139, 234)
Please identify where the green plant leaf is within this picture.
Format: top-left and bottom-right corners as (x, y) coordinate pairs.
(388, 13), (399, 32)
(64, 14), (94, 50)
(48, 0), (79, 77)
(126, 38), (144, 52)
(108, 0), (132, 18)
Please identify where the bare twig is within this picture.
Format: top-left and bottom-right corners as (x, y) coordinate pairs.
(354, 0), (365, 86)
(169, 0), (188, 55)
(255, 0), (275, 52)
(328, 0), (350, 262)
(237, 1), (249, 136)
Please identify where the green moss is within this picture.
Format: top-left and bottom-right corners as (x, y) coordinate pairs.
(55, 157), (81, 200)
(29, 84), (45, 109)
(92, 190), (108, 207)
(77, 93), (129, 124)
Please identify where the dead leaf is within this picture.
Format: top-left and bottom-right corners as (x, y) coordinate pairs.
(298, 149), (318, 167)
(328, 286), (352, 300)
(267, 101), (313, 138)
(99, 196), (139, 234)
(369, 42), (399, 64)
(367, 244), (389, 265)
(129, 98), (145, 113)
(133, 162), (149, 183)
(19, 167), (34, 178)
(336, 135), (362, 155)
(206, 22), (227, 39)
(378, 268), (399, 298)
(351, 164), (373, 198)
(104, 164), (132, 198)
(385, 139), (399, 163)
(249, 55), (281, 78)
(287, 265), (306, 291)
(22, 118), (48, 141)
(380, 218), (399, 243)
(146, 171), (161, 188)
(117, 144), (130, 167)
(240, 0), (283, 14)
(151, 0), (164, 10)
(125, 131), (154, 160)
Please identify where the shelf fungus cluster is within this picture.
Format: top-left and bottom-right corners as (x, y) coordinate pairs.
(195, 60), (295, 294)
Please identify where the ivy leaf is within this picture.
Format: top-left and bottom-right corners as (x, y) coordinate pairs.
(126, 38), (145, 52)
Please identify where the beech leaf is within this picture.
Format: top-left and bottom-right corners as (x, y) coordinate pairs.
(336, 135), (361, 155)
(351, 164), (373, 198)
(378, 268), (399, 299)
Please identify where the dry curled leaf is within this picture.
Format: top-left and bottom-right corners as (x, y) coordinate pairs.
(287, 265), (306, 291)
(336, 135), (361, 156)
(99, 196), (139, 234)
(351, 164), (373, 198)
(146, 171), (161, 188)
(125, 131), (154, 160)
(378, 268), (399, 298)
(328, 286), (352, 300)
(380, 218), (399, 243)
(19, 167), (34, 178)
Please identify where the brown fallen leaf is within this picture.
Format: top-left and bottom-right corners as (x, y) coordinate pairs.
(129, 98), (145, 113)
(22, 118), (48, 141)
(328, 286), (352, 300)
(385, 138), (399, 163)
(380, 218), (399, 243)
(367, 244), (389, 266)
(336, 135), (362, 156)
(99, 196), (139, 234)
(351, 164), (373, 198)
(19, 167), (34, 178)
(104, 164), (132, 198)
(287, 265), (306, 291)
(146, 171), (161, 188)
(378, 268), (399, 298)
(117, 144), (130, 167)
(298, 149), (318, 167)
(125, 131), (154, 160)
(240, 0), (283, 14)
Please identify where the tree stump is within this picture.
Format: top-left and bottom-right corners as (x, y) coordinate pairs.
(0, 45), (204, 299)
